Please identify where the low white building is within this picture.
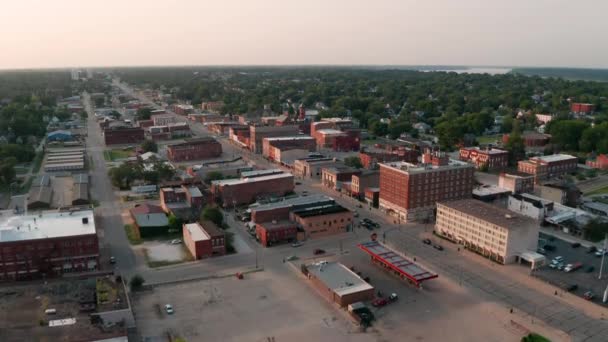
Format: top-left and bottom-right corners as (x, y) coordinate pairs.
(508, 193), (554, 221)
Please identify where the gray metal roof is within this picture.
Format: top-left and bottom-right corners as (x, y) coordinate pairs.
(134, 213), (169, 227)
(73, 173), (89, 184)
(307, 261), (373, 297)
(32, 174), (51, 187)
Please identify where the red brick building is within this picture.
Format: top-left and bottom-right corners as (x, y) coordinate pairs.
(502, 131), (551, 148)
(291, 204), (353, 239)
(208, 122), (244, 136)
(201, 101), (225, 112)
(351, 171), (379, 199)
(211, 172), (294, 207)
(0, 209), (99, 281)
(103, 126), (145, 145)
(359, 150), (418, 169)
(570, 103), (595, 114)
(167, 137), (222, 162)
(183, 221), (226, 259)
(262, 136), (316, 162)
(517, 154), (578, 183)
(459, 147), (508, 170)
(321, 167), (362, 191)
(333, 130), (360, 152)
(160, 185), (204, 220)
(586, 154), (608, 170)
(173, 104), (194, 115)
(255, 220), (298, 247)
(379, 151), (475, 222)
(250, 125), (300, 154)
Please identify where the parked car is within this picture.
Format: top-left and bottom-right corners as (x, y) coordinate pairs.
(433, 245), (444, 251)
(565, 284), (578, 292)
(571, 242), (581, 248)
(353, 211), (359, 218)
(170, 239), (182, 245)
(587, 246), (597, 254)
(286, 255), (298, 261)
(585, 266), (595, 273)
(552, 256), (564, 263)
(564, 262), (583, 273)
(422, 238), (432, 245)
(595, 249), (607, 257)
(557, 263), (565, 271)
(295, 182), (302, 185)
(165, 304), (174, 314)
(363, 218), (373, 224)
(536, 248), (546, 255)
(388, 293), (398, 302)
(584, 291), (595, 300)
(291, 242), (303, 248)
(543, 244), (556, 252)
(372, 298), (388, 307)
(313, 248), (325, 255)
(109, 256), (116, 264)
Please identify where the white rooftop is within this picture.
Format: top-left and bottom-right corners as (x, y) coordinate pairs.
(316, 129), (345, 135)
(184, 223), (209, 242)
(212, 172), (293, 186)
(533, 154), (577, 163)
(0, 209), (96, 243)
(465, 147), (508, 155)
(264, 136), (314, 141)
(381, 159), (471, 173)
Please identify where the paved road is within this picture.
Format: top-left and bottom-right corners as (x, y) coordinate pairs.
(112, 80), (608, 341)
(83, 92), (137, 276)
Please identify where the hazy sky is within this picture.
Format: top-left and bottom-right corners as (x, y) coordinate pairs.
(1, 0), (607, 69)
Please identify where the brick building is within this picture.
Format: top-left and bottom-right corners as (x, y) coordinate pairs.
(262, 136), (316, 163)
(379, 151), (475, 222)
(201, 101), (225, 112)
(435, 199), (539, 265)
(207, 122), (243, 136)
(291, 204), (353, 239)
(255, 220), (298, 247)
(250, 125), (300, 154)
(517, 154), (577, 183)
(459, 147), (508, 170)
(351, 171), (379, 199)
(211, 172), (294, 207)
(103, 127), (145, 145)
(183, 221), (226, 259)
(173, 104), (194, 115)
(0, 209), (98, 281)
(160, 185), (204, 220)
(502, 131), (551, 148)
(305, 261), (374, 307)
(586, 154), (608, 170)
(152, 113), (182, 126)
(250, 195), (335, 223)
(332, 130), (360, 152)
(498, 172), (535, 194)
(359, 150), (418, 169)
(570, 103), (595, 114)
(228, 126), (251, 149)
(293, 157), (336, 179)
(129, 204), (169, 238)
(321, 166), (362, 191)
(166, 137), (222, 162)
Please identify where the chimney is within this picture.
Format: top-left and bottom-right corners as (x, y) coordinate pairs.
(82, 217), (89, 224)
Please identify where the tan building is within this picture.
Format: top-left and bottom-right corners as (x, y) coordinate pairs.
(291, 204), (353, 239)
(293, 157), (336, 179)
(305, 261), (374, 307)
(435, 199), (539, 264)
(498, 172), (535, 194)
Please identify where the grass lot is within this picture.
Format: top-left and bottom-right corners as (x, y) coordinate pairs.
(361, 138), (378, 146)
(585, 185), (608, 196)
(104, 148), (133, 161)
(32, 151), (44, 173)
(14, 167), (29, 175)
(477, 134), (501, 145)
(521, 333), (551, 342)
(19, 176), (34, 194)
(124, 224), (142, 245)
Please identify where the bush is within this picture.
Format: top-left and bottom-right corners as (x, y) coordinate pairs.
(130, 275), (145, 292)
(201, 206), (224, 226)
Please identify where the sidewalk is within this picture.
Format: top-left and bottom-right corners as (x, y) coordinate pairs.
(540, 227), (605, 249)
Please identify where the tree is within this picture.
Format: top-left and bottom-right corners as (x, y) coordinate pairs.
(583, 219), (608, 242)
(136, 107), (152, 120)
(547, 120), (589, 151)
(141, 139), (158, 153)
(204, 171), (224, 184)
(154, 161), (175, 181)
(94, 97), (105, 107)
(369, 120), (388, 137)
(109, 163), (141, 189)
(388, 121), (412, 139)
(225, 231), (236, 253)
(0, 157), (17, 186)
(167, 214), (183, 233)
(505, 133), (526, 166)
(109, 110), (121, 119)
(201, 206), (224, 226)
(130, 274), (145, 292)
(344, 156), (363, 169)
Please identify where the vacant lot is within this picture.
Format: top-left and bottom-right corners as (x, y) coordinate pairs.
(103, 148), (133, 161)
(50, 175), (73, 208)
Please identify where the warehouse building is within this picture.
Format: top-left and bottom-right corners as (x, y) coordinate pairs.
(71, 174), (90, 206)
(211, 172), (294, 207)
(255, 220), (298, 247)
(304, 261), (374, 307)
(435, 199), (539, 265)
(517, 154), (578, 183)
(166, 137), (223, 162)
(291, 204), (353, 239)
(250, 125), (300, 154)
(103, 126), (145, 145)
(293, 157), (337, 179)
(262, 136), (316, 164)
(27, 175), (53, 210)
(0, 209), (99, 281)
(129, 204), (169, 238)
(183, 221), (226, 259)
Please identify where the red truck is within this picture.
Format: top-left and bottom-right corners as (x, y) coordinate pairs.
(564, 262), (582, 273)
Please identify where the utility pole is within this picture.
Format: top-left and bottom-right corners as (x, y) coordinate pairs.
(599, 233), (607, 280)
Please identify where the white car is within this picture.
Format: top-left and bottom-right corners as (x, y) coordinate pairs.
(552, 256), (564, 263)
(291, 242), (303, 248)
(170, 239), (182, 245)
(165, 304), (174, 314)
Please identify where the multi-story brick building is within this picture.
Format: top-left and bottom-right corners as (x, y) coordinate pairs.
(586, 154), (608, 170)
(160, 185), (204, 220)
(250, 125), (300, 154)
(291, 204), (353, 239)
(570, 103), (595, 114)
(502, 131), (551, 148)
(351, 171), (379, 199)
(207, 122), (244, 136)
(183, 221), (226, 259)
(103, 126), (145, 145)
(211, 172), (294, 207)
(166, 137), (222, 162)
(517, 154), (577, 183)
(379, 151), (475, 222)
(0, 209), (99, 281)
(172, 104), (194, 115)
(321, 166), (362, 191)
(435, 199), (539, 265)
(459, 147), (508, 170)
(498, 172), (535, 194)
(201, 101), (225, 112)
(359, 150), (418, 169)
(151, 113), (182, 126)
(250, 195), (335, 223)
(262, 136), (316, 163)
(293, 157), (337, 179)
(255, 220), (298, 247)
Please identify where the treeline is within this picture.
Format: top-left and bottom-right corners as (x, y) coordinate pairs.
(512, 68), (608, 83)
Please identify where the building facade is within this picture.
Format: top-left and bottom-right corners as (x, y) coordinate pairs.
(166, 137), (222, 162)
(498, 172), (535, 194)
(291, 205), (353, 239)
(103, 127), (145, 145)
(211, 173), (295, 207)
(351, 171), (379, 199)
(586, 154), (608, 170)
(435, 199), (539, 264)
(183, 221), (226, 259)
(305, 261), (374, 307)
(262, 136), (316, 163)
(517, 154), (578, 183)
(250, 125), (300, 154)
(255, 221), (298, 247)
(459, 147), (508, 170)
(379, 152), (475, 222)
(570, 103), (595, 114)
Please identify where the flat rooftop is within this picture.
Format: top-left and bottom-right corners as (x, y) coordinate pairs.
(292, 204), (350, 218)
(439, 199), (536, 229)
(307, 261), (373, 297)
(264, 136), (314, 141)
(240, 169), (284, 178)
(213, 172), (293, 186)
(533, 154), (577, 163)
(0, 209), (96, 243)
(473, 184), (512, 197)
(316, 129), (346, 135)
(463, 147), (508, 155)
(251, 194), (334, 212)
(184, 223), (210, 242)
(381, 159), (471, 173)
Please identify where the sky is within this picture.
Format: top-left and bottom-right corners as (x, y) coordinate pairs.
(1, 0), (607, 69)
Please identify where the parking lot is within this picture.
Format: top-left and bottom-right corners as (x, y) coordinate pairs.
(534, 233), (608, 305)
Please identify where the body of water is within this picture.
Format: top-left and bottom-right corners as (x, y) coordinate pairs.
(421, 67), (512, 75)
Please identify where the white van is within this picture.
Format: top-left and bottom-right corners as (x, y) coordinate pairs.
(44, 308), (57, 315)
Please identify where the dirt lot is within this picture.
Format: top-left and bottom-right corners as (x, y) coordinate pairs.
(50, 175), (74, 208)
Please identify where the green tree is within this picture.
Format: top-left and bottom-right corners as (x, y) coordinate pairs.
(94, 97), (105, 107)
(505, 133), (526, 166)
(136, 107), (152, 120)
(141, 139), (158, 153)
(225, 231), (236, 253)
(109, 110), (121, 119)
(0, 157), (17, 186)
(547, 120), (589, 151)
(154, 161), (175, 181)
(584, 219), (608, 242)
(369, 120), (388, 137)
(129, 274), (145, 292)
(344, 156), (363, 169)
(204, 171), (224, 184)
(167, 214), (183, 233)
(109, 163), (141, 189)
(201, 206), (224, 226)
(388, 121), (412, 139)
